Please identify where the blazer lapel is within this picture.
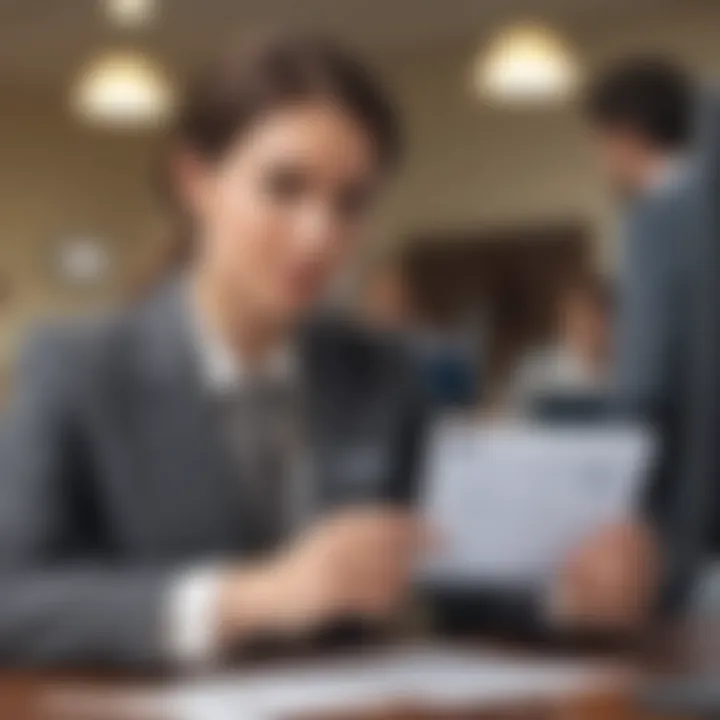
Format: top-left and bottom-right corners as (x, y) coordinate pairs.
(131, 281), (243, 556)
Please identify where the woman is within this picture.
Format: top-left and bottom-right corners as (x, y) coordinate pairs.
(0, 34), (428, 668)
(0, 34), (656, 668)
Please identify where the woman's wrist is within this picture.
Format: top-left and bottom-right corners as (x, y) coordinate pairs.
(216, 561), (287, 645)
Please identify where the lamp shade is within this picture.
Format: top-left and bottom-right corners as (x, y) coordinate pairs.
(476, 22), (579, 104)
(71, 51), (174, 128)
(103, 0), (158, 28)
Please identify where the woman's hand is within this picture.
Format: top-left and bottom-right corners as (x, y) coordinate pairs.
(553, 522), (660, 632)
(218, 508), (431, 642)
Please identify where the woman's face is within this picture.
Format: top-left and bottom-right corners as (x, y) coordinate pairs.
(182, 101), (381, 324)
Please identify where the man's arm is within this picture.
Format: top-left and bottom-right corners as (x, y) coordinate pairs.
(615, 200), (685, 419)
(615, 192), (701, 615)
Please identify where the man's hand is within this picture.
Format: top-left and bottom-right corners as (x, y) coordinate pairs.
(554, 522), (660, 632)
(218, 508), (431, 643)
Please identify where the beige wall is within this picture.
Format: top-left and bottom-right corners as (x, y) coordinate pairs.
(1, 0), (720, 362)
(0, 97), (162, 368)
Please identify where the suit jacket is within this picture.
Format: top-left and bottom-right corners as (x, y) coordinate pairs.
(615, 160), (716, 613)
(661, 94), (720, 605)
(0, 280), (428, 667)
(616, 171), (697, 418)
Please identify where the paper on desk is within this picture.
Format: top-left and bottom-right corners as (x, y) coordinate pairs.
(419, 422), (655, 586)
(160, 646), (631, 720)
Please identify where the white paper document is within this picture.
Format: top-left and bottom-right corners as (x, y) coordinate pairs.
(419, 422), (655, 586)
(158, 646), (629, 720)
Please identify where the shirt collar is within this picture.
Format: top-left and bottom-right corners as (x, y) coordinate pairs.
(186, 281), (296, 394)
(643, 154), (691, 198)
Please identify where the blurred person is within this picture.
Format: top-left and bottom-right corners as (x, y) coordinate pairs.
(360, 265), (654, 636)
(509, 273), (614, 415)
(585, 57), (696, 415)
(439, 272), (657, 637)
(361, 260), (480, 408)
(579, 58), (700, 621)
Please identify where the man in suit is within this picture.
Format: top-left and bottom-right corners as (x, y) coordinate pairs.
(585, 58), (697, 418)
(583, 58), (701, 614)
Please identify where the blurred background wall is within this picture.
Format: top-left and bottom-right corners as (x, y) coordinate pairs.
(0, 0), (718, 374)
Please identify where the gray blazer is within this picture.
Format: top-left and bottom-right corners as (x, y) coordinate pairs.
(656, 95), (720, 611)
(616, 163), (715, 613)
(616, 173), (697, 418)
(0, 280), (427, 667)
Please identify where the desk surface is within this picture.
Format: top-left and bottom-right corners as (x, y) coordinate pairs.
(0, 622), (712, 720)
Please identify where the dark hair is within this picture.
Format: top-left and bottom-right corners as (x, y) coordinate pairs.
(138, 32), (401, 293)
(175, 32), (401, 167)
(585, 57), (693, 150)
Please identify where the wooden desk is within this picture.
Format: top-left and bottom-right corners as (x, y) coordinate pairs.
(0, 681), (692, 720)
(0, 622), (712, 720)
